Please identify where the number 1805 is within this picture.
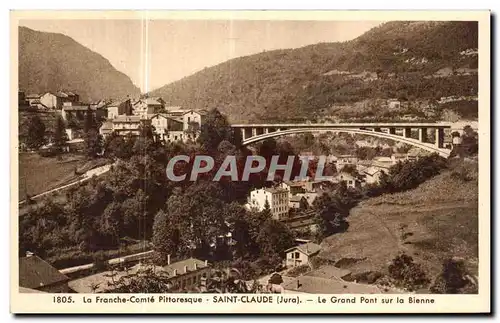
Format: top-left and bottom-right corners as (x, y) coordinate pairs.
(53, 296), (74, 303)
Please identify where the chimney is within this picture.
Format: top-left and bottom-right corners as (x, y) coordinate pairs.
(184, 265), (188, 273)
(194, 263), (198, 270)
(25, 251), (33, 257)
(205, 260), (208, 266)
(167, 254), (171, 265)
(173, 269), (177, 276)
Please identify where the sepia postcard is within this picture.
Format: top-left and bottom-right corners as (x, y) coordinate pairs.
(10, 10), (490, 314)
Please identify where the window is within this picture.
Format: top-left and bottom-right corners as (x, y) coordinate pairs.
(294, 252), (300, 259)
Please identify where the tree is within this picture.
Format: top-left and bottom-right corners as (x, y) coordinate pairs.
(430, 258), (477, 294)
(198, 108), (235, 151)
(104, 132), (130, 159)
(99, 202), (122, 246)
(388, 253), (430, 291)
(460, 125), (478, 156)
(84, 129), (103, 158)
(256, 219), (295, 258)
(313, 192), (349, 239)
(24, 115), (46, 149)
(52, 115), (68, 151)
(104, 264), (173, 293)
(84, 108), (96, 133)
(202, 268), (258, 293)
(152, 209), (184, 263)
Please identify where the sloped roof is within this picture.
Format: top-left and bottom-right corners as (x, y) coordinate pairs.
(19, 255), (70, 289)
(146, 98), (163, 106)
(109, 98), (131, 107)
(264, 187), (288, 194)
(113, 115), (142, 123)
(63, 105), (91, 111)
(285, 242), (321, 256)
(289, 195), (306, 203)
(19, 287), (48, 293)
(162, 258), (209, 276)
(362, 166), (382, 176)
(305, 265), (352, 280)
(56, 91), (69, 98)
(100, 121), (113, 130)
(282, 276), (382, 294)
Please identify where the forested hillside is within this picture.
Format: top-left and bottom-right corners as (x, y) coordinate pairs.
(19, 26), (141, 102)
(150, 21), (478, 122)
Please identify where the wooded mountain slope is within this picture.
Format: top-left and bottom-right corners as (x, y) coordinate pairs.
(19, 26), (141, 102)
(150, 21), (478, 122)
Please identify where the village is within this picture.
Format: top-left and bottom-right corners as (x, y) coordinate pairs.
(18, 89), (441, 296)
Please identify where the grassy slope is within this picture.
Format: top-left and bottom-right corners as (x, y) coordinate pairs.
(319, 159), (478, 280)
(18, 153), (86, 198)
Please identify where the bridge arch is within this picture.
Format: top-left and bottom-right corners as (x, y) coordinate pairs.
(240, 127), (451, 158)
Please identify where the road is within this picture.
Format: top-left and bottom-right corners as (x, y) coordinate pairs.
(19, 163), (113, 204)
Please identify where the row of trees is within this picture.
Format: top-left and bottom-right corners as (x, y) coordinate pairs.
(20, 114), (67, 151)
(20, 108), (104, 158)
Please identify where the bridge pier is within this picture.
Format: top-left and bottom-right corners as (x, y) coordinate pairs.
(435, 128), (445, 148)
(264, 128), (269, 134)
(403, 128), (412, 138)
(251, 128), (257, 137)
(419, 128), (428, 143)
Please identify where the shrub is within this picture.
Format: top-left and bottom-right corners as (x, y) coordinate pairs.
(430, 258), (477, 294)
(388, 253), (430, 291)
(286, 264), (311, 277)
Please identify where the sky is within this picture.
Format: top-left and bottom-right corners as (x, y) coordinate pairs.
(20, 19), (383, 92)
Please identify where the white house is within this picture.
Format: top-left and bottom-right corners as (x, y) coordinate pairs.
(39, 92), (61, 109)
(336, 172), (361, 189)
(248, 187), (290, 220)
(361, 166), (384, 185)
(182, 110), (206, 131)
(336, 154), (358, 170)
(285, 242), (321, 268)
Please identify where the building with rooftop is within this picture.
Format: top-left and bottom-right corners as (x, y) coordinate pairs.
(289, 195), (309, 209)
(285, 242), (321, 268)
(132, 97), (165, 117)
(19, 253), (71, 293)
(282, 276), (383, 294)
(68, 256), (210, 293)
(360, 166), (384, 185)
(248, 187), (290, 220)
(107, 99), (133, 119)
(336, 172), (362, 189)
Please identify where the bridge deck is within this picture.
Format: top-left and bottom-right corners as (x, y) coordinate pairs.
(231, 123), (452, 128)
